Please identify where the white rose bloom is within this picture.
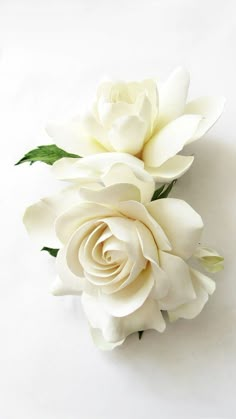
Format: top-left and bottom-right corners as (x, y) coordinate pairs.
(47, 67), (225, 182)
(24, 181), (217, 350)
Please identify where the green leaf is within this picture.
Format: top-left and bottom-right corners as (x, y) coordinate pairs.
(151, 179), (177, 201)
(15, 144), (80, 166)
(41, 247), (59, 257)
(138, 331), (144, 340)
(151, 184), (166, 201)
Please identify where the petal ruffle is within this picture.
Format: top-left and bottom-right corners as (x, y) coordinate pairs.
(51, 247), (84, 295)
(100, 263), (154, 317)
(46, 119), (107, 156)
(157, 67), (190, 128)
(109, 115), (147, 155)
(146, 198), (203, 260)
(142, 114), (202, 167)
(23, 186), (80, 248)
(82, 293), (165, 348)
(168, 268), (215, 321)
(78, 183), (141, 205)
(145, 154), (194, 182)
(185, 96), (225, 143)
(158, 252), (196, 310)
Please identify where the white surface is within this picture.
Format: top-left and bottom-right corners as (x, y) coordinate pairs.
(0, 1), (235, 418)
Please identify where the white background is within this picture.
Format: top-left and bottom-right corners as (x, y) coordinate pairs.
(0, 0), (235, 418)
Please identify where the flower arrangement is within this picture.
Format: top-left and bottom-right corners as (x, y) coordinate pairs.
(17, 67), (224, 350)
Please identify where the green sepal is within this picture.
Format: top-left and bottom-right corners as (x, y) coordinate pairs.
(151, 179), (177, 201)
(138, 331), (144, 340)
(41, 247), (59, 257)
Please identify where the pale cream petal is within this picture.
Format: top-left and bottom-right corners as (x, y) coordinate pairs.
(157, 67), (190, 127)
(82, 292), (165, 349)
(146, 198), (203, 260)
(51, 152), (144, 182)
(80, 112), (112, 150)
(158, 252), (196, 310)
(23, 186), (80, 248)
(145, 155), (194, 183)
(78, 183), (141, 205)
(135, 93), (153, 138)
(135, 220), (169, 299)
(100, 264), (154, 317)
(185, 96), (225, 143)
(51, 247), (84, 296)
(118, 200), (171, 251)
(55, 202), (118, 244)
(90, 328), (125, 350)
(142, 114), (202, 168)
(46, 119), (107, 156)
(101, 163), (155, 203)
(97, 98), (134, 129)
(109, 115), (147, 154)
(168, 268), (215, 321)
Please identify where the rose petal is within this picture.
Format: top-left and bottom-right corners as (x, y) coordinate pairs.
(135, 220), (169, 299)
(82, 292), (165, 348)
(109, 115), (147, 155)
(80, 112), (112, 150)
(142, 114), (202, 167)
(97, 99), (134, 129)
(51, 152), (144, 182)
(46, 119), (107, 156)
(89, 328), (125, 350)
(51, 247), (84, 295)
(168, 268), (215, 321)
(23, 186), (80, 248)
(158, 252), (196, 310)
(79, 183), (141, 205)
(118, 200), (171, 251)
(157, 67), (190, 127)
(185, 96), (225, 143)
(146, 198), (203, 260)
(102, 162), (155, 203)
(55, 202), (118, 244)
(100, 263), (154, 317)
(145, 155), (194, 183)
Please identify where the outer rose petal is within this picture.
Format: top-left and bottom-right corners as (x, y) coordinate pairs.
(46, 119), (107, 156)
(51, 152), (144, 182)
(168, 268), (216, 321)
(102, 163), (155, 203)
(51, 247), (84, 296)
(109, 115), (147, 154)
(185, 96), (225, 143)
(23, 186), (80, 248)
(145, 155), (194, 183)
(157, 67), (190, 128)
(142, 114), (202, 168)
(158, 252), (196, 310)
(82, 293), (165, 348)
(78, 183), (141, 205)
(146, 198), (203, 260)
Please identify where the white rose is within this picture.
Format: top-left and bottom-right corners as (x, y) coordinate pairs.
(24, 182), (216, 350)
(47, 67), (225, 182)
